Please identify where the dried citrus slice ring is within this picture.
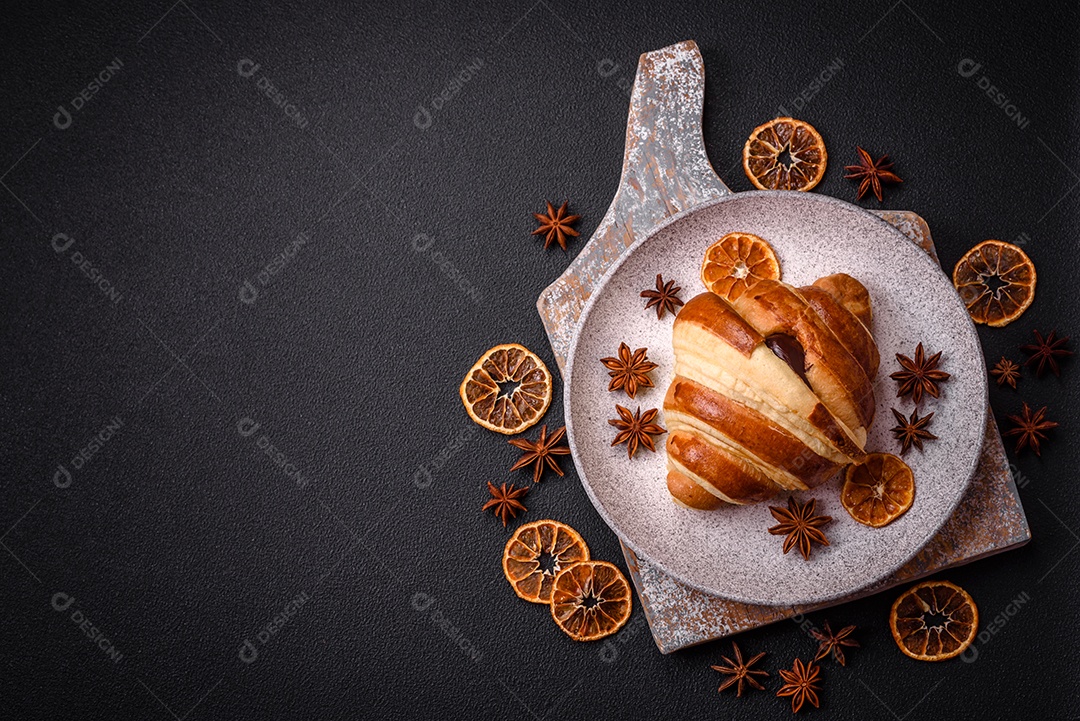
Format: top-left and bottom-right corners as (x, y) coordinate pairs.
(890, 580), (979, 661)
(459, 343), (552, 434)
(841, 453), (915, 528)
(743, 117), (827, 191)
(550, 560), (632, 641)
(952, 240), (1036, 327)
(502, 519), (589, 604)
(701, 232), (781, 300)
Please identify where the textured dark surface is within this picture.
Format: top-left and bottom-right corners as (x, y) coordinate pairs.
(2, 1), (1078, 718)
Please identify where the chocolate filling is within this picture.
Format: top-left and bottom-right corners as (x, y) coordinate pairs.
(765, 333), (812, 388)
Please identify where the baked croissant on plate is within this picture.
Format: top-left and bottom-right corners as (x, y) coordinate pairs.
(664, 273), (879, 509)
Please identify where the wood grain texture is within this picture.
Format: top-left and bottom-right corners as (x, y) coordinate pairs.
(536, 39), (1031, 654)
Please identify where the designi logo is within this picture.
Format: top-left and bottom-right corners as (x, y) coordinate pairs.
(53, 58), (124, 130)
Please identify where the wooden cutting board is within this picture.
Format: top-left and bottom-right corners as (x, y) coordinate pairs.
(537, 39), (1030, 653)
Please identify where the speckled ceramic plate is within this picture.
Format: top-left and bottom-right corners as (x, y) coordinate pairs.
(564, 191), (987, 606)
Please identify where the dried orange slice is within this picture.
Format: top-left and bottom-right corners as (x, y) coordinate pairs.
(701, 232), (781, 300)
(502, 519), (590, 604)
(459, 343), (552, 434)
(550, 560), (632, 641)
(952, 240), (1036, 327)
(890, 580), (978, 661)
(743, 117), (827, 191)
(841, 453), (915, 528)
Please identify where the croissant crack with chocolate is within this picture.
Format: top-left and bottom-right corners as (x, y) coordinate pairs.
(664, 273), (879, 509)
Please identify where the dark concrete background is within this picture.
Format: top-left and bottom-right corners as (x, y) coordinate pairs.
(2, 0), (1078, 718)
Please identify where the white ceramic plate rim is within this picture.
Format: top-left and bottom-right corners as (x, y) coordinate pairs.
(563, 190), (988, 606)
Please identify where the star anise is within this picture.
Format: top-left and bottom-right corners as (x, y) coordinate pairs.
(608, 405), (666, 458)
(767, 496), (831, 561)
(600, 343), (658, 399)
(711, 642), (769, 697)
(990, 357), (1021, 389)
(531, 200), (580, 251)
(1003, 402), (1059, 456)
(890, 408), (938, 455)
(844, 146), (902, 202)
(776, 657), (822, 713)
(640, 274), (684, 320)
(508, 425), (571, 483)
(890, 342), (950, 404)
(1021, 329), (1072, 377)
(482, 482), (528, 526)
(811, 621), (859, 666)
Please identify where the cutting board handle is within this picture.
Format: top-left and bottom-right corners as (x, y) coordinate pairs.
(616, 39), (732, 210)
(538, 39), (728, 370)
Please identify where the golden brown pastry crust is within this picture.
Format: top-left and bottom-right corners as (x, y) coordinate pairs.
(730, 279), (876, 433)
(671, 292), (867, 459)
(797, 284), (880, 378)
(663, 275), (878, 509)
(666, 470), (725, 510)
(672, 290), (762, 357)
(813, 273), (873, 328)
(667, 431), (777, 505)
(666, 377), (842, 490)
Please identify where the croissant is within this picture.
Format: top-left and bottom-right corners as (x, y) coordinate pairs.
(664, 273), (879, 509)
